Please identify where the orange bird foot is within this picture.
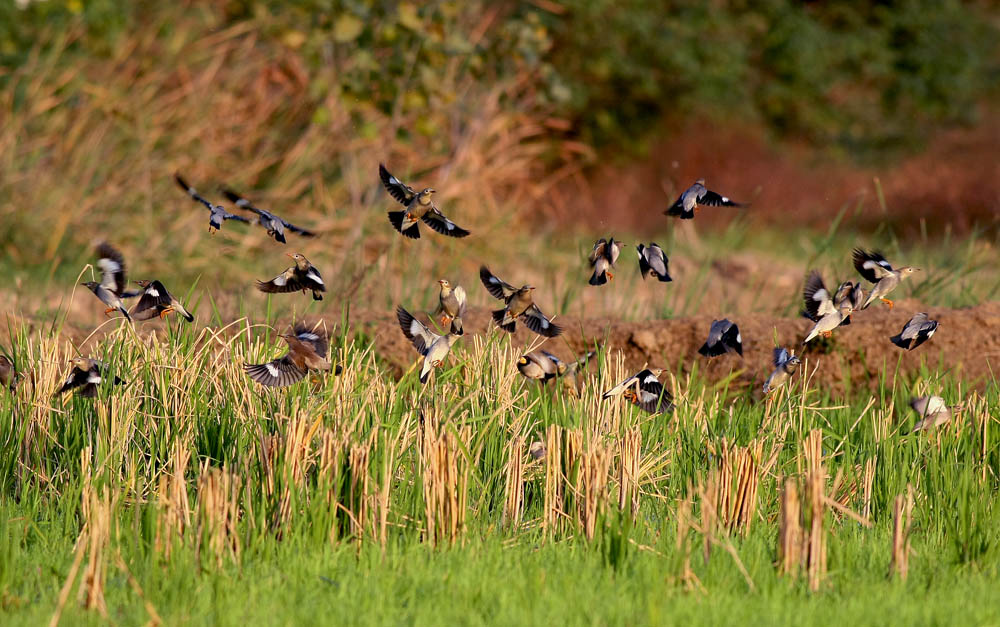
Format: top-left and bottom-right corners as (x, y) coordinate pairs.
(158, 307), (175, 320)
(881, 298), (894, 310)
(104, 308), (115, 317)
(821, 330), (833, 338)
(440, 315), (451, 326)
(607, 272), (614, 281)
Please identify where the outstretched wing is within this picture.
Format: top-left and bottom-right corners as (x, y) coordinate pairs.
(256, 267), (306, 294)
(96, 242), (128, 296)
(803, 271), (836, 320)
(293, 323), (329, 359)
(479, 266), (517, 301)
(853, 249), (893, 283)
(175, 173), (213, 210)
(244, 356), (307, 387)
(698, 189), (743, 207)
(222, 188), (316, 237)
(131, 280), (171, 317)
(453, 286), (467, 318)
(396, 306), (439, 356)
(602, 372), (641, 399)
(772, 347), (790, 368)
(521, 304), (562, 338)
(379, 164), (417, 205)
(421, 207), (469, 238)
(589, 239), (607, 266)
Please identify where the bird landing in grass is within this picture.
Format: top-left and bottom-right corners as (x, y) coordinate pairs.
(244, 324), (338, 387)
(396, 306), (462, 385)
(82, 242), (141, 323)
(131, 279), (194, 322)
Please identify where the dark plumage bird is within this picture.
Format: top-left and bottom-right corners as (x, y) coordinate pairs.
(82, 242), (139, 323)
(665, 179), (744, 219)
(174, 173), (250, 233)
(0, 355), (18, 392)
(890, 313), (938, 350)
(636, 243), (672, 282)
(244, 324), (337, 387)
(698, 319), (743, 357)
(396, 306), (462, 384)
(56, 357), (123, 398)
(222, 187), (316, 244)
(131, 280), (194, 322)
(256, 253), (326, 301)
(479, 266), (562, 338)
(602, 368), (674, 414)
(378, 164), (469, 239)
(588, 237), (621, 286)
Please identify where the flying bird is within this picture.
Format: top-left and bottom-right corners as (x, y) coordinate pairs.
(256, 253), (326, 301)
(131, 280), (194, 322)
(0, 355), (18, 392)
(588, 237), (621, 285)
(698, 319), (743, 357)
(56, 358), (123, 398)
(244, 323), (337, 387)
(802, 271), (857, 344)
(222, 186), (316, 244)
(82, 242), (140, 323)
(636, 243), (672, 282)
(853, 249), (920, 310)
(378, 164), (469, 239)
(907, 396), (961, 433)
(665, 179), (744, 219)
(602, 368), (674, 414)
(435, 279), (467, 335)
(479, 266), (562, 338)
(396, 306), (462, 384)
(518, 349), (596, 397)
(890, 313), (938, 350)
(174, 173), (250, 234)
(763, 348), (801, 395)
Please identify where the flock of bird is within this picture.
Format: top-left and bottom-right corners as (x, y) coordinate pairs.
(0, 171), (952, 431)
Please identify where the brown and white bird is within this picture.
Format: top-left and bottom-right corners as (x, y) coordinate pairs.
(174, 173), (250, 234)
(665, 179), (744, 219)
(256, 253), (326, 301)
(802, 271), (857, 344)
(81, 242), (139, 323)
(222, 186), (316, 244)
(434, 279), (467, 335)
(378, 164), (469, 239)
(636, 243), (672, 282)
(517, 349), (595, 397)
(853, 249), (920, 310)
(890, 313), (938, 350)
(588, 237), (621, 285)
(479, 266), (562, 338)
(244, 324), (337, 387)
(0, 355), (18, 392)
(131, 280), (194, 322)
(602, 368), (674, 414)
(907, 396), (961, 433)
(56, 357), (123, 398)
(397, 306), (462, 385)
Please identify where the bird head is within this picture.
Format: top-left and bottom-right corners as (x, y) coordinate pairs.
(81, 281), (98, 290)
(134, 279), (151, 288)
(422, 188), (436, 196)
(650, 368), (665, 377)
(901, 266), (920, 276)
(69, 357), (89, 370)
(286, 253), (308, 268)
(438, 279), (450, 289)
(694, 178), (706, 185)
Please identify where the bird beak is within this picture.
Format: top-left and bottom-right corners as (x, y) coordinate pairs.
(286, 253), (295, 259)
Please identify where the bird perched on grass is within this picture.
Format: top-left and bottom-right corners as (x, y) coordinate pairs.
(378, 164), (469, 239)
(82, 242), (140, 323)
(56, 358), (123, 398)
(698, 319), (743, 357)
(890, 313), (938, 350)
(636, 243), (672, 282)
(802, 271), (858, 344)
(907, 396), (961, 433)
(763, 348), (801, 395)
(602, 368), (674, 414)
(588, 238), (621, 285)
(131, 280), (194, 322)
(853, 249), (920, 310)
(435, 279), (466, 335)
(479, 266), (562, 338)
(665, 179), (744, 219)
(244, 324), (337, 387)
(256, 253), (326, 301)
(174, 173), (250, 234)
(396, 306), (462, 384)
(0, 355), (18, 392)
(221, 186), (316, 244)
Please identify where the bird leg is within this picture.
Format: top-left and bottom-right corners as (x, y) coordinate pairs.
(158, 306), (176, 320)
(821, 330), (833, 338)
(880, 298), (894, 310)
(104, 308), (115, 317)
(607, 272), (614, 281)
(440, 314), (452, 326)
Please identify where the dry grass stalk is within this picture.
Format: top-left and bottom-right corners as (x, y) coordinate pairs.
(503, 435), (527, 528)
(77, 483), (112, 617)
(697, 471), (720, 562)
(154, 442), (191, 561)
(890, 484), (915, 580)
(419, 412), (470, 546)
(194, 462), (241, 567)
(861, 457), (877, 520)
(543, 425), (563, 536)
(673, 488), (703, 592)
(576, 442), (612, 541)
(317, 428), (346, 545)
(804, 429), (827, 592)
(720, 439), (763, 536)
(778, 477), (803, 577)
(617, 427), (642, 519)
(348, 439), (373, 541)
(277, 418), (316, 528)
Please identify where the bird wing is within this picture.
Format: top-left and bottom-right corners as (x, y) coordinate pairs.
(421, 208), (470, 238)
(96, 242), (128, 296)
(853, 249), (893, 283)
(479, 266), (518, 301)
(645, 245), (669, 277)
(588, 239), (607, 265)
(721, 322), (743, 356)
(453, 286), (467, 318)
(664, 193), (691, 218)
(521, 304), (562, 338)
(803, 271), (837, 320)
(293, 323), (329, 359)
(174, 173), (214, 210)
(379, 164), (417, 205)
(244, 356), (307, 387)
(221, 188), (267, 217)
(900, 313), (930, 340)
(256, 267), (306, 294)
(698, 189), (743, 207)
(57, 367), (90, 395)
(773, 347), (790, 368)
(131, 280), (172, 317)
(396, 306), (439, 356)
(602, 372), (640, 399)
